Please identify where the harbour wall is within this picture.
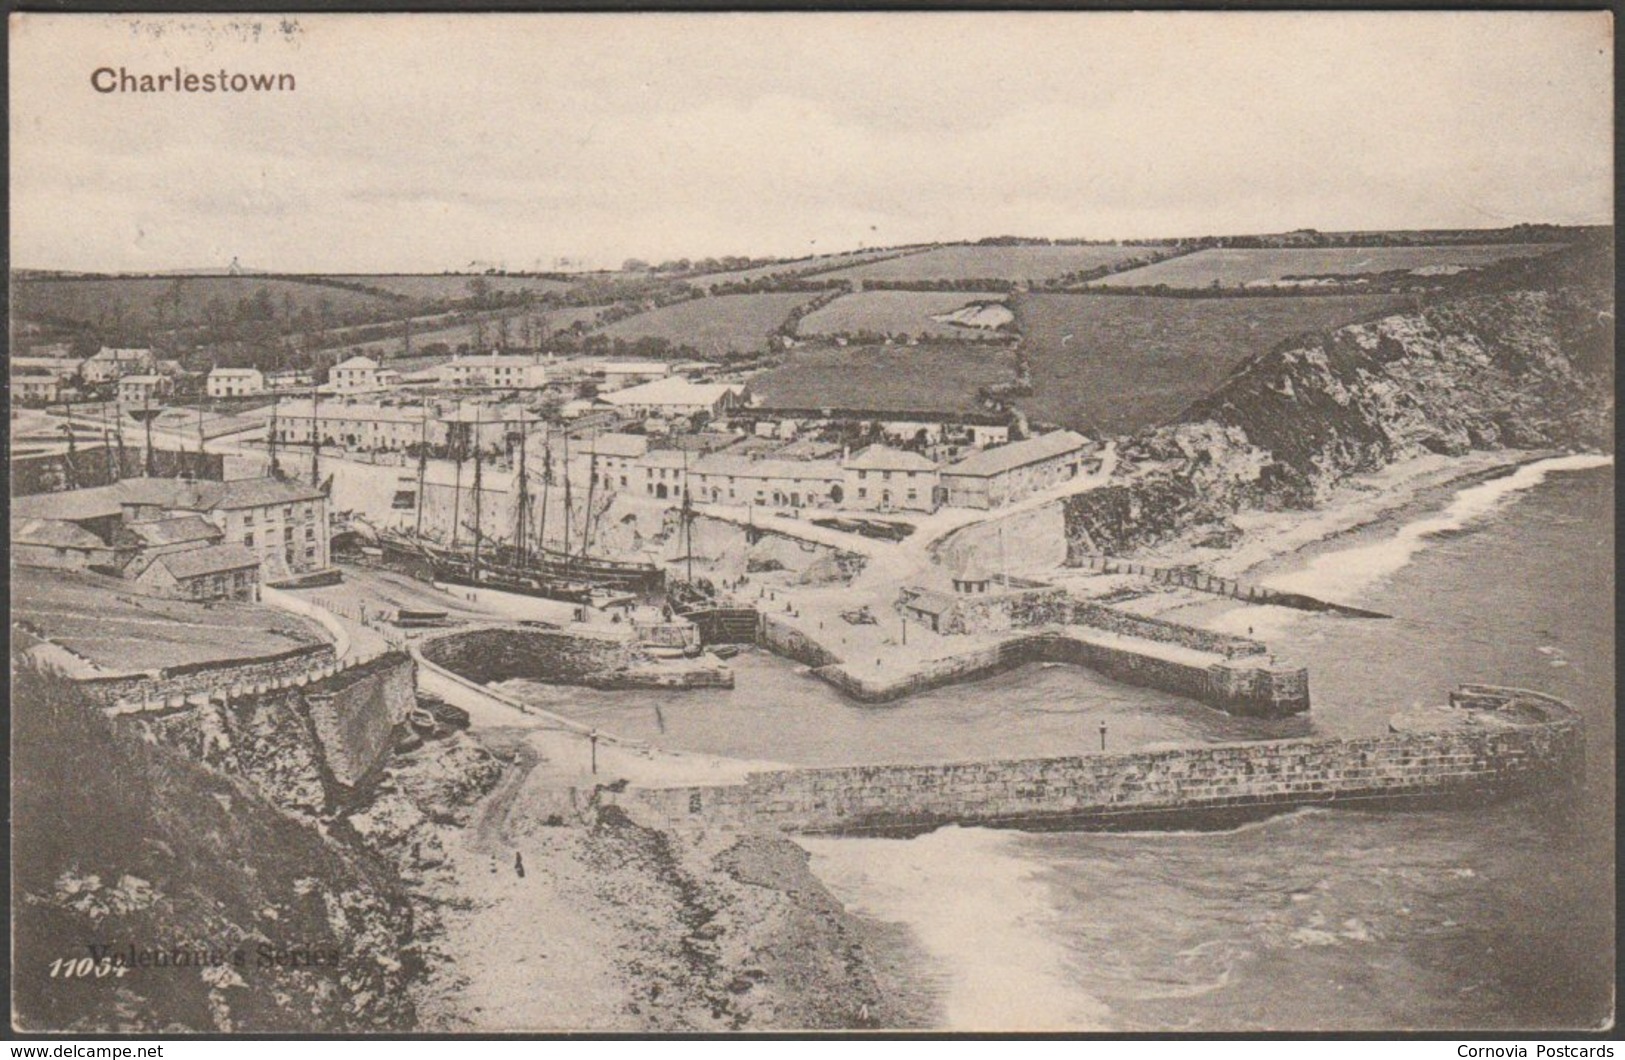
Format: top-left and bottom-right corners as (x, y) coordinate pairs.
(113, 650), (418, 815)
(419, 626), (733, 691)
(811, 628), (1304, 715)
(623, 686), (1583, 836)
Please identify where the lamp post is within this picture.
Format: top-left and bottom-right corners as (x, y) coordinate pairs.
(589, 729), (599, 775)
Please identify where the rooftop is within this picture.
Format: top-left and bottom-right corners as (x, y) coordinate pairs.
(157, 542), (260, 580)
(334, 355), (380, 370)
(125, 514), (223, 548)
(601, 378), (744, 407)
(209, 367), (263, 377)
(11, 476), (325, 521)
(845, 444), (939, 472)
(943, 430), (1092, 478)
(14, 518), (108, 550)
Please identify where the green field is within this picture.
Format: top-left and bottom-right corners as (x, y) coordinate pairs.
(592, 292), (821, 357)
(1092, 245), (1564, 289)
(749, 342), (1017, 413)
(684, 248), (924, 290)
(820, 244), (1156, 284)
(12, 276), (404, 331)
(796, 290), (1013, 341)
(1017, 293), (1409, 435)
(337, 274), (576, 301)
(329, 305), (609, 361)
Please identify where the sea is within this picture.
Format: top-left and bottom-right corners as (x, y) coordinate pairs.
(507, 457), (1614, 1031)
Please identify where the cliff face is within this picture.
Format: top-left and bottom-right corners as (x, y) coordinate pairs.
(11, 661), (421, 1033)
(1064, 249), (1613, 556)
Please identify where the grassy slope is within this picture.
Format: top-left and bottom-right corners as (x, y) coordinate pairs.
(592, 292), (821, 357)
(12, 276), (402, 331)
(749, 342), (1017, 413)
(1016, 293), (1409, 435)
(796, 291), (1011, 341)
(1092, 245), (1564, 288)
(820, 244), (1152, 284)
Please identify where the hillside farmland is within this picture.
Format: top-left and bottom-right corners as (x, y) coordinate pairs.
(683, 247), (927, 290)
(592, 292), (821, 357)
(1092, 245), (1564, 289)
(1016, 293), (1409, 435)
(796, 291), (1013, 342)
(336, 274), (576, 301)
(12, 275), (403, 331)
(749, 342), (1018, 413)
(328, 304), (609, 362)
(819, 244), (1158, 285)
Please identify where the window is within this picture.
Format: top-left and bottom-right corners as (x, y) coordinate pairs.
(284, 527), (294, 542)
(882, 471), (892, 481)
(858, 470), (867, 480)
(305, 526), (315, 540)
(283, 506), (293, 518)
(244, 512), (255, 526)
(907, 489), (918, 501)
(858, 488), (867, 500)
(306, 547), (317, 561)
(244, 532), (255, 547)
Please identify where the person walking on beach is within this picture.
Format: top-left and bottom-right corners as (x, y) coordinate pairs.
(514, 851), (526, 878)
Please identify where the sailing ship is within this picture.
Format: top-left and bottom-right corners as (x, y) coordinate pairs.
(379, 410), (664, 603)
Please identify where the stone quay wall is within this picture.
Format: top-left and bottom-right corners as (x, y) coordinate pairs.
(810, 627), (1305, 714)
(79, 642), (338, 709)
(418, 626), (732, 692)
(626, 687), (1583, 836)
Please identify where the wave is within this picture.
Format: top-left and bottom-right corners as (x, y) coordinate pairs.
(1260, 454), (1611, 603)
(797, 826), (1113, 1032)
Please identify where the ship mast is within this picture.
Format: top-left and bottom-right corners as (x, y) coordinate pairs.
(682, 447), (694, 587)
(471, 403), (484, 582)
(580, 436), (597, 561)
(537, 433), (551, 560)
(415, 401), (429, 538)
(267, 400), (280, 479)
(514, 415), (529, 567)
(309, 383), (321, 487)
(450, 403), (464, 548)
(561, 431), (573, 577)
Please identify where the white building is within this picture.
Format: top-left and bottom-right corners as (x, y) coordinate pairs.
(83, 347), (154, 384)
(600, 378), (748, 419)
(593, 361), (671, 391)
(441, 353), (550, 390)
(274, 399), (447, 453)
(117, 374), (172, 405)
(939, 430), (1095, 509)
(843, 445), (940, 512)
(330, 355), (382, 393)
(207, 367), (266, 397)
(688, 453), (846, 509)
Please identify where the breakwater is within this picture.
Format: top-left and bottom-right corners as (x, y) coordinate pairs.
(623, 686), (1582, 837)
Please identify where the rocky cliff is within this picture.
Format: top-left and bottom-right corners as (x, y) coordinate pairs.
(1064, 239), (1613, 555)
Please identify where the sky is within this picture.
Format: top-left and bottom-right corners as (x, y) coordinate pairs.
(8, 11), (1614, 273)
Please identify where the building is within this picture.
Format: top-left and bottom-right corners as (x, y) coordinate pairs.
(843, 445), (940, 512)
(442, 353), (550, 390)
(132, 542), (260, 602)
(117, 374), (173, 405)
(11, 355), (84, 380)
(207, 367), (266, 397)
(687, 453), (846, 509)
(11, 518), (131, 572)
(273, 399), (448, 453)
(82, 347), (154, 384)
(599, 378), (748, 420)
(330, 355), (382, 393)
(592, 361), (671, 391)
(632, 449), (690, 500)
(938, 430), (1094, 509)
(580, 433), (649, 491)
(12, 475), (333, 584)
(11, 374), (63, 404)
(266, 368), (315, 390)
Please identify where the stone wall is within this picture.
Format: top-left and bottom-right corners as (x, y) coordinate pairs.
(808, 628), (1304, 714)
(306, 652), (418, 789)
(758, 614), (844, 668)
(627, 687), (1583, 836)
(78, 642), (337, 708)
(418, 626), (636, 687)
(1067, 600), (1263, 656)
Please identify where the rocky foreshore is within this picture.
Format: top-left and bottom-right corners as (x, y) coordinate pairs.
(392, 725), (935, 1032)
